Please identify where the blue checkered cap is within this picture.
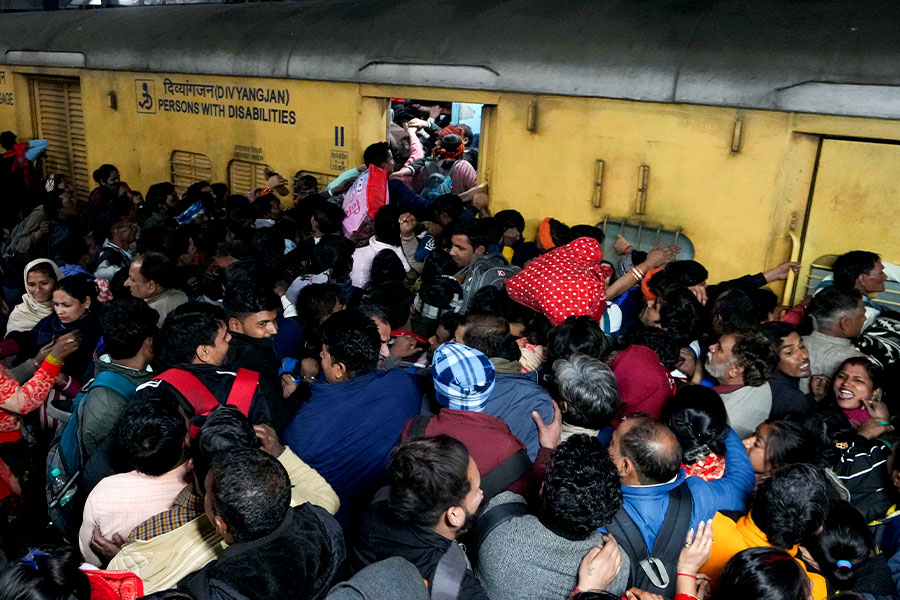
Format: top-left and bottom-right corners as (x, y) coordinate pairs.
(175, 200), (206, 226)
(432, 342), (496, 412)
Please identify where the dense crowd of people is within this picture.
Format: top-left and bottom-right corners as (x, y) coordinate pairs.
(0, 105), (899, 600)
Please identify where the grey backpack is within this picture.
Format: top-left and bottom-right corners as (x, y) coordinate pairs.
(459, 254), (520, 314)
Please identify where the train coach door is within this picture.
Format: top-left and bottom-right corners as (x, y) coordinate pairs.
(30, 77), (89, 199)
(378, 98), (490, 182)
(794, 138), (900, 302)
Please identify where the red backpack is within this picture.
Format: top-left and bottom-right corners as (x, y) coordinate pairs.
(153, 368), (259, 437)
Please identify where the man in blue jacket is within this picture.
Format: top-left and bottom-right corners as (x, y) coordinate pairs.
(457, 314), (554, 459)
(608, 415), (755, 551)
(283, 309), (423, 531)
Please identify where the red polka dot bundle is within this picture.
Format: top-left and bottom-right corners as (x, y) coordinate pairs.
(506, 237), (614, 327)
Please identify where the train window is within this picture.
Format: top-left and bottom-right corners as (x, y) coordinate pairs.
(598, 216), (695, 262)
(30, 77), (90, 200)
(170, 150), (212, 194)
(228, 160), (271, 196)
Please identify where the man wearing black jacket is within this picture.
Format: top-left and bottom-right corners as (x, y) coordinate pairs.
(351, 435), (488, 600)
(137, 302), (272, 428)
(223, 283), (298, 435)
(179, 449), (344, 600)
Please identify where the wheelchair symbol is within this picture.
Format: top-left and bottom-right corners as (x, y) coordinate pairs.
(135, 79), (156, 114)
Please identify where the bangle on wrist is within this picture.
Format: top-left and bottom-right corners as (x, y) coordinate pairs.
(676, 572), (697, 579)
(45, 354), (63, 366)
(623, 244), (633, 255)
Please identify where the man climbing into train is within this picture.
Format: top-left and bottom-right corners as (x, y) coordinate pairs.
(391, 133), (478, 198)
(818, 250), (900, 330)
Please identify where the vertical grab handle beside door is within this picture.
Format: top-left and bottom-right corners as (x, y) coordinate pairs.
(592, 159), (605, 208)
(783, 231), (801, 307)
(635, 165), (650, 215)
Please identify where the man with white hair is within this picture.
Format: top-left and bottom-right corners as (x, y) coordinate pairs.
(553, 353), (622, 441)
(801, 286), (866, 394)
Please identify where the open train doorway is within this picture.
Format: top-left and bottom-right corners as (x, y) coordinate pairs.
(387, 98), (487, 186)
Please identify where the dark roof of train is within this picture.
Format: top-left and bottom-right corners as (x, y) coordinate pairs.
(3, 0), (900, 119)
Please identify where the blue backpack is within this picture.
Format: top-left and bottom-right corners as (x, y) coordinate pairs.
(421, 160), (457, 201)
(46, 370), (136, 537)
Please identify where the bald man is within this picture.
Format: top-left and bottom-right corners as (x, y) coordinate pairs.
(604, 415), (754, 596)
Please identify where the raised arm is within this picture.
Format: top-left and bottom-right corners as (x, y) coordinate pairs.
(696, 428), (755, 513)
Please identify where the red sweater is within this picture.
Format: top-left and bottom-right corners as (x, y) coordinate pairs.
(401, 408), (550, 496)
(0, 358), (61, 441)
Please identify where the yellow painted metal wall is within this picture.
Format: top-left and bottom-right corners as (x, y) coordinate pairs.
(0, 69), (16, 137)
(2, 66), (900, 288)
(487, 95), (817, 284)
(76, 71), (366, 197)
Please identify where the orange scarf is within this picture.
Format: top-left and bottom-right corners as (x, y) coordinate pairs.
(538, 217), (555, 250)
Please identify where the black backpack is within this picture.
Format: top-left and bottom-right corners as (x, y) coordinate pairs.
(605, 484), (693, 598)
(97, 245), (130, 271)
(458, 254), (519, 315)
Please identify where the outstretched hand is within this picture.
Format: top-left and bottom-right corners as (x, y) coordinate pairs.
(90, 525), (124, 566)
(676, 518), (714, 575)
(644, 244), (680, 269)
(763, 261), (801, 283)
(531, 400), (562, 450)
(49, 332), (80, 360)
(577, 535), (622, 592)
(390, 335), (421, 359)
(865, 395), (891, 421)
(809, 374), (830, 402)
(254, 424), (285, 457)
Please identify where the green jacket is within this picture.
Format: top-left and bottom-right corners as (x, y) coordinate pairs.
(80, 355), (155, 460)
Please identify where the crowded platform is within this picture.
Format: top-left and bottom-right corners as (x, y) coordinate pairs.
(0, 106), (898, 600)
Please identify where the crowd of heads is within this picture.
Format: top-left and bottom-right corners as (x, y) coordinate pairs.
(0, 118), (897, 600)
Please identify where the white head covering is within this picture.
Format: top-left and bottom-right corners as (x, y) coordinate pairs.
(5, 258), (63, 335)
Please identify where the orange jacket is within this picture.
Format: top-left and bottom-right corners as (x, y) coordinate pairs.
(700, 511), (828, 600)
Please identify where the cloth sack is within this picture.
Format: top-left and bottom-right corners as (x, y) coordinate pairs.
(506, 237), (614, 326)
(342, 165), (389, 240)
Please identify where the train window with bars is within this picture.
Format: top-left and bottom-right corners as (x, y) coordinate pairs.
(228, 160), (271, 195)
(598, 216), (695, 261)
(30, 77), (90, 200)
(170, 150), (212, 194)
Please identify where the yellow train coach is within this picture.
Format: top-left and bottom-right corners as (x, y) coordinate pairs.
(1, 0), (900, 304)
